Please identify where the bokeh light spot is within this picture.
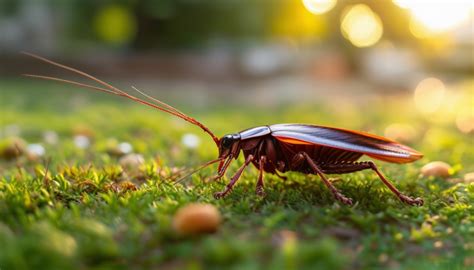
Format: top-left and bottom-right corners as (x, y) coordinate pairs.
(302, 0), (337, 15)
(273, 1), (327, 39)
(94, 5), (137, 45)
(384, 123), (417, 143)
(182, 133), (201, 149)
(414, 78), (446, 114)
(456, 111), (474, 134)
(410, 2), (470, 33)
(394, 1), (472, 37)
(340, 4), (383, 48)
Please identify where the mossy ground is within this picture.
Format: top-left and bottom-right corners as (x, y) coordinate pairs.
(0, 80), (473, 270)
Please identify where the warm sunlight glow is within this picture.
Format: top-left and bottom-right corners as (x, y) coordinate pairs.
(384, 123), (417, 143)
(340, 4), (383, 48)
(392, 0), (411, 9)
(394, 1), (472, 37)
(414, 78), (446, 114)
(273, 1), (326, 39)
(302, 0), (337, 15)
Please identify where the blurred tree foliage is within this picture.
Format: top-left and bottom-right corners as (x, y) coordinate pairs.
(0, 0), (414, 50)
(76, 0), (291, 48)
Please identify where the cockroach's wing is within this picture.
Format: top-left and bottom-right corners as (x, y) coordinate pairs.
(270, 124), (423, 163)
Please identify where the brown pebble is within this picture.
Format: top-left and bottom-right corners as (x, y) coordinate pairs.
(465, 256), (474, 267)
(0, 137), (27, 160)
(119, 154), (144, 171)
(464, 172), (474, 183)
(106, 140), (133, 157)
(72, 125), (95, 138)
(106, 146), (125, 157)
(172, 203), (221, 235)
(421, 161), (452, 178)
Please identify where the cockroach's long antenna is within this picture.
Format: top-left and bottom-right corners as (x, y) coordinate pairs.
(173, 157), (223, 185)
(22, 52), (220, 146)
(23, 74), (185, 120)
(23, 74), (117, 95)
(131, 86), (187, 118)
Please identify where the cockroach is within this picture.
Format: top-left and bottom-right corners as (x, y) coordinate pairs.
(24, 52), (424, 206)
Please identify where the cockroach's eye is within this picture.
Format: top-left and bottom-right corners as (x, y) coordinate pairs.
(220, 134), (240, 149)
(221, 136), (233, 148)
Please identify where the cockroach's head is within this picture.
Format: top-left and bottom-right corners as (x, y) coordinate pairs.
(218, 133), (241, 158)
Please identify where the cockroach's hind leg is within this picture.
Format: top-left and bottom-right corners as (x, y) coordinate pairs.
(333, 192), (353, 206)
(301, 152), (354, 206)
(366, 161), (424, 206)
(318, 161), (423, 206)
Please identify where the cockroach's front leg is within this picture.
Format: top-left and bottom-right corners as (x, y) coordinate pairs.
(214, 155), (254, 199)
(256, 156), (267, 196)
(300, 152), (353, 206)
(210, 156), (233, 182)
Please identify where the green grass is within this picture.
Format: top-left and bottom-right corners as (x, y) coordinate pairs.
(1, 79), (473, 270)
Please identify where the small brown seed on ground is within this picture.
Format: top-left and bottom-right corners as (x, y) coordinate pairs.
(0, 137), (27, 160)
(119, 154), (145, 171)
(464, 172), (474, 183)
(172, 203), (221, 235)
(421, 161), (452, 178)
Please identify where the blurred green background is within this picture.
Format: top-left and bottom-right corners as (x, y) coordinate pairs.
(1, 0), (472, 152)
(0, 1), (473, 270)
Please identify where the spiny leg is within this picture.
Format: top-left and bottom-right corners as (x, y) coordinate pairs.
(321, 161), (423, 206)
(256, 156), (267, 196)
(214, 155), (254, 199)
(300, 152), (353, 206)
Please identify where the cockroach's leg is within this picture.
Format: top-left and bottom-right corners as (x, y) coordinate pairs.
(366, 162), (423, 206)
(275, 171), (287, 181)
(300, 152), (353, 206)
(320, 161), (423, 206)
(210, 156), (233, 182)
(256, 156), (267, 196)
(214, 155), (254, 199)
(275, 162), (288, 180)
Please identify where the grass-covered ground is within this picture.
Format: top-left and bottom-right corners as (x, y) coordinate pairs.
(1, 79), (473, 270)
